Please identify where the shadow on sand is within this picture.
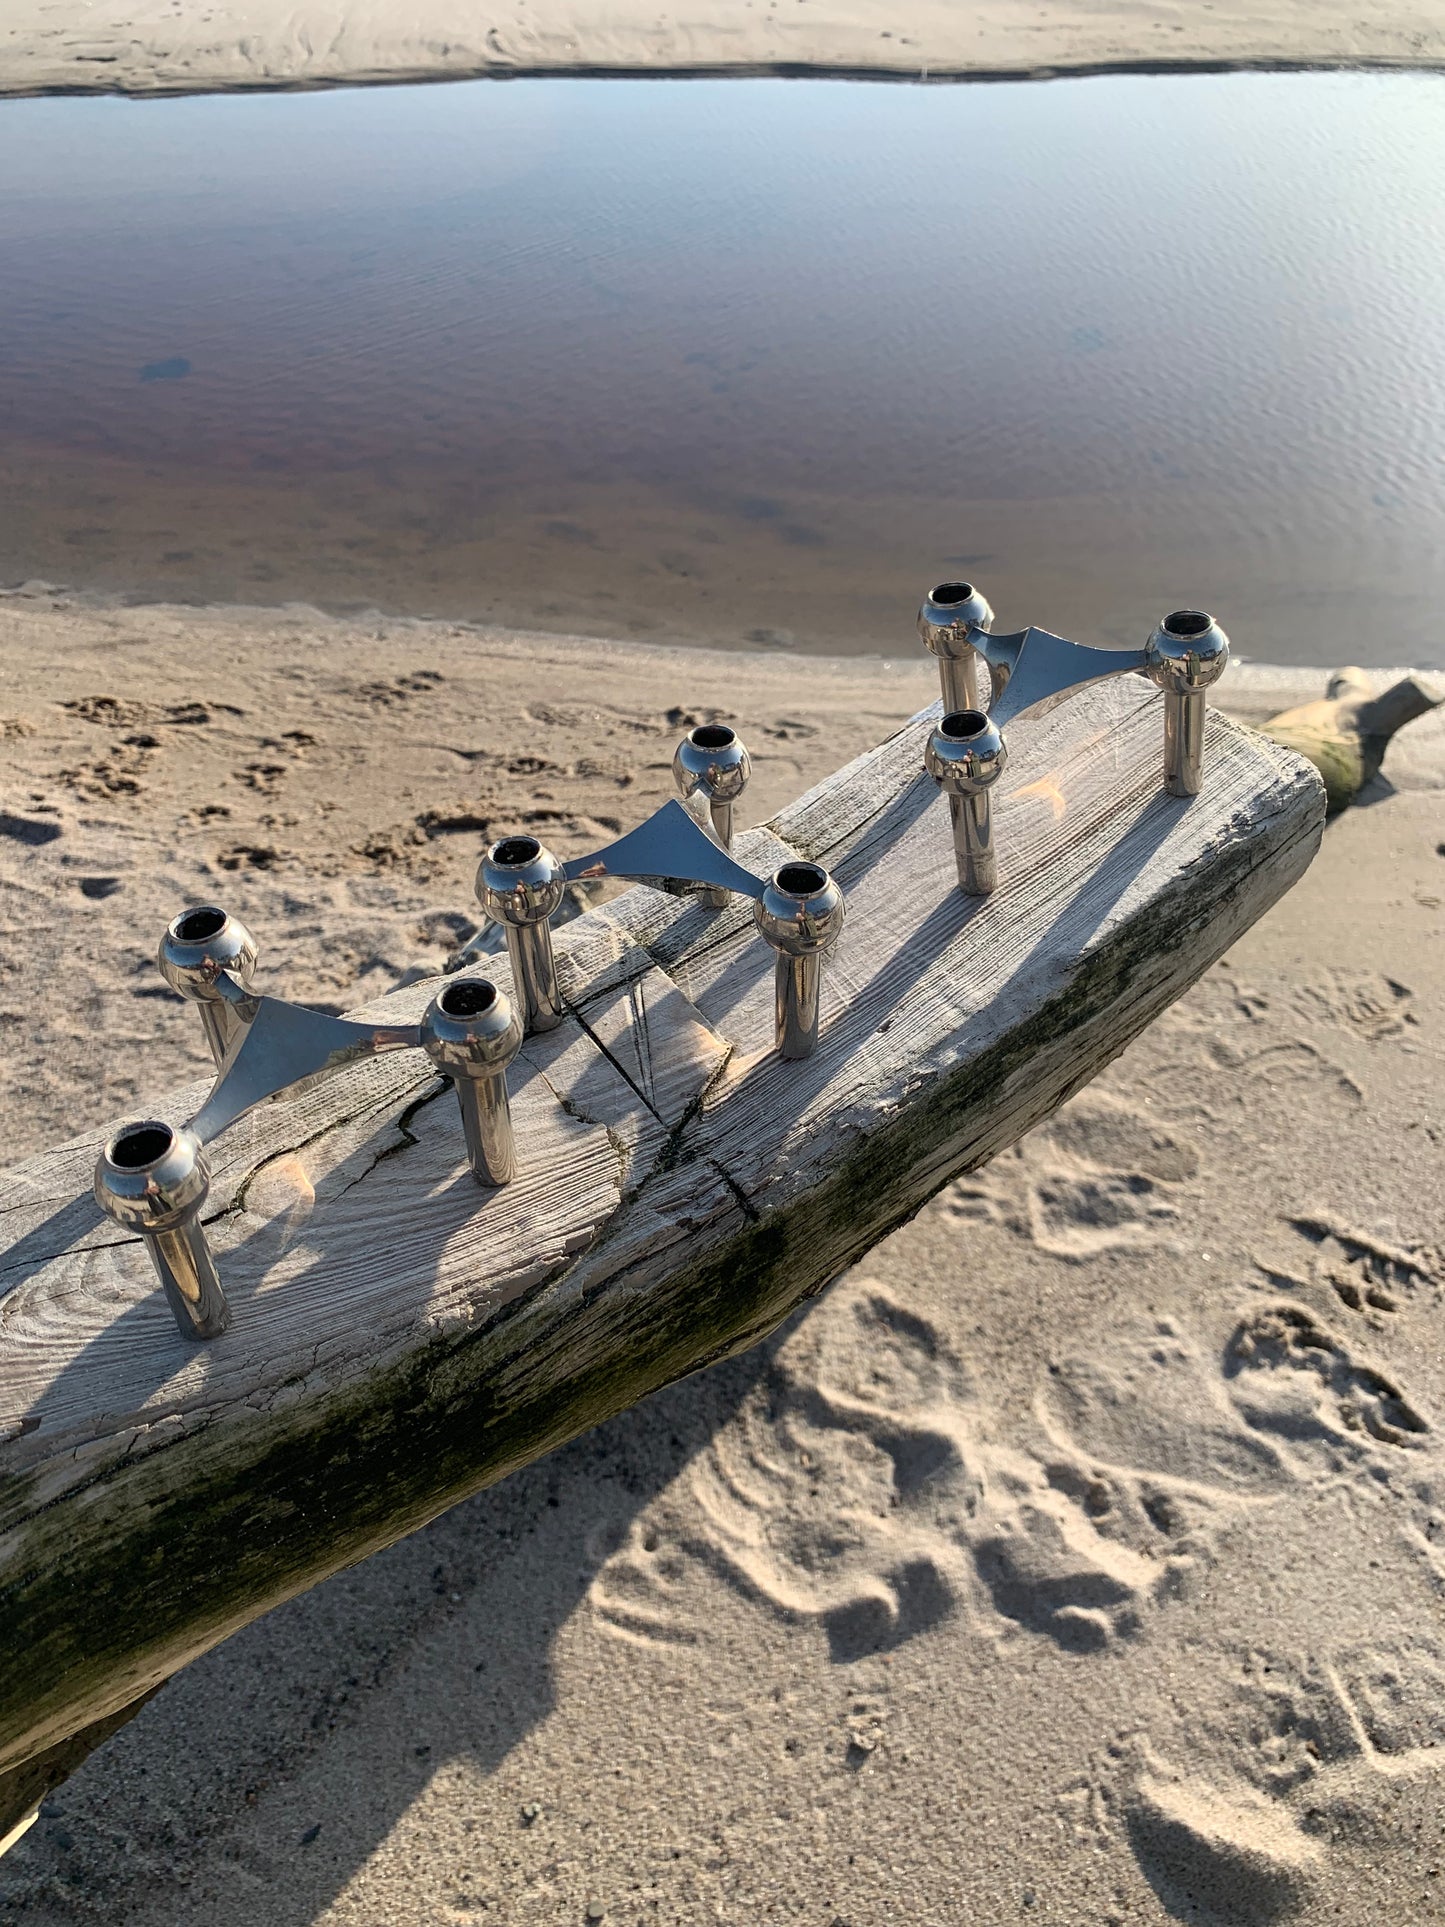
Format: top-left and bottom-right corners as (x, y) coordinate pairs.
(0, 1321), (782, 1923)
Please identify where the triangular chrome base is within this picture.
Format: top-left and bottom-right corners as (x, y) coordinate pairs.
(978, 627), (1150, 728)
(562, 797), (766, 901)
(189, 996), (420, 1144)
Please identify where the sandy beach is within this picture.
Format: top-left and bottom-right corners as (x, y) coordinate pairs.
(1, 589), (1442, 1923)
(3, 0), (1444, 97)
(5, 0), (1445, 1903)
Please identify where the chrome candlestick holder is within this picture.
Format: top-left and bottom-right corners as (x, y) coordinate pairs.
(97, 574), (1226, 1339)
(918, 582), (1230, 894)
(924, 709), (1007, 896)
(94, 1121), (231, 1340)
(157, 905), (259, 1067)
(918, 581), (994, 713)
(1146, 609), (1231, 796)
(672, 722), (752, 908)
(753, 863), (847, 1058)
(420, 978), (523, 1185)
(476, 836), (566, 1035)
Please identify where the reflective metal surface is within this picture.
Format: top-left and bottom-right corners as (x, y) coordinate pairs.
(91, 597), (1224, 1290)
(924, 710), (1009, 896)
(917, 581), (994, 713)
(476, 835), (567, 1035)
(564, 797), (766, 901)
(93, 1120), (230, 1339)
(188, 995), (421, 1144)
(157, 905), (259, 1067)
(965, 622), (1152, 730)
(920, 581), (1230, 795)
(1145, 609), (1231, 795)
(420, 977), (524, 1186)
(672, 723), (753, 909)
(753, 861), (846, 1059)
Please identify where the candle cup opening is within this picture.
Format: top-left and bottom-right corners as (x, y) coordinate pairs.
(940, 709), (990, 740)
(440, 979), (499, 1019)
(109, 1122), (176, 1169)
(174, 906), (228, 943)
(492, 836), (542, 867)
(1163, 610), (1212, 638)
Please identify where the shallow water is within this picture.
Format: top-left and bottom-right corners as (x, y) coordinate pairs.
(2, 72), (1443, 665)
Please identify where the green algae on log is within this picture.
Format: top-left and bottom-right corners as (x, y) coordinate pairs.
(1262, 666), (1443, 814)
(0, 679), (1325, 1830)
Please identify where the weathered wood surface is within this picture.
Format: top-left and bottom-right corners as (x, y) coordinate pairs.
(0, 679), (1324, 1793)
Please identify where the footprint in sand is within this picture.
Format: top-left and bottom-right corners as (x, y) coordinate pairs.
(943, 1090), (1200, 1262)
(590, 1277), (1183, 1659)
(1256, 1214), (1436, 1321)
(58, 728), (165, 799)
(1120, 1756), (1322, 1925)
(1137, 1033), (1365, 1128)
(1289, 967), (1417, 1042)
(236, 760), (287, 795)
(595, 1259), (1444, 1703)
(60, 693), (238, 728)
(1332, 1639), (1445, 1757)
(591, 1280), (973, 1657)
(1225, 1303), (1430, 1453)
(214, 842), (285, 873)
(1075, 1636), (1445, 1921)
(1227, 1639), (1445, 1788)
(355, 671), (444, 708)
(1043, 1288), (1443, 1577)
(1039, 1314), (1294, 1499)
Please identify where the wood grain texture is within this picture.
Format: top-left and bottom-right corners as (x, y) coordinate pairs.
(0, 679), (1324, 1784)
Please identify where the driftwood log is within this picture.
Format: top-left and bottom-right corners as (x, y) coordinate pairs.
(1261, 664), (1444, 813)
(0, 678), (1325, 1828)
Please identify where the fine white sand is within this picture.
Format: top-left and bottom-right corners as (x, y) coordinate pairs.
(1, 591), (1444, 1923)
(2, 0), (1443, 98)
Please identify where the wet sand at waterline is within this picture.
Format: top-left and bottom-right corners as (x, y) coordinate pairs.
(1, 592), (1443, 1923)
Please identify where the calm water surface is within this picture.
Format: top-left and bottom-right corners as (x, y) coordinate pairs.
(2, 73), (1444, 665)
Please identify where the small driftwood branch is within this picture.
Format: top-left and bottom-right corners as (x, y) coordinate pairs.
(0, 680), (1324, 1809)
(1262, 664), (1445, 812)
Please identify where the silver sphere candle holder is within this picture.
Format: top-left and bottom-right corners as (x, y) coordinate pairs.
(1145, 609), (1231, 796)
(157, 904), (258, 1067)
(924, 709), (1008, 896)
(476, 835), (567, 1036)
(94, 1120), (230, 1340)
(672, 722), (752, 908)
(753, 861), (847, 1060)
(918, 581), (994, 713)
(420, 977), (524, 1186)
